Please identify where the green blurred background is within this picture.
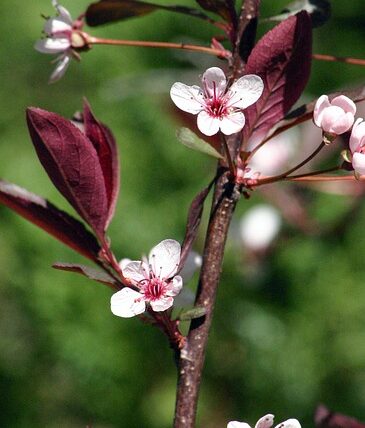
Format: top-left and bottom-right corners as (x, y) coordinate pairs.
(1, 1), (365, 426)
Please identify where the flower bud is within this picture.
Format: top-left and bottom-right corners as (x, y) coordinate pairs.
(349, 118), (365, 176)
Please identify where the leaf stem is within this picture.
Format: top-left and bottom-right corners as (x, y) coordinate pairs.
(221, 134), (236, 177)
(313, 53), (365, 67)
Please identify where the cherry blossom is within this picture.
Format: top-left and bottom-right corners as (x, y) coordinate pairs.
(349, 117), (365, 176)
(34, 1), (84, 83)
(227, 414), (301, 428)
(170, 67), (264, 136)
(111, 239), (183, 318)
(313, 94), (356, 137)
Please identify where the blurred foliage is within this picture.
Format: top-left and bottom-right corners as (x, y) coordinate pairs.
(1, 0), (365, 427)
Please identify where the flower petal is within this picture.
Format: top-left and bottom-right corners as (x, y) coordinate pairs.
(197, 111), (220, 136)
(44, 17), (72, 36)
(202, 67), (227, 97)
(313, 95), (331, 127)
(150, 296), (174, 312)
(255, 414), (274, 428)
(321, 106), (354, 134)
(52, 0), (73, 24)
(274, 419), (301, 428)
(227, 422), (252, 428)
(227, 74), (264, 109)
(179, 251), (202, 283)
(149, 239), (181, 279)
(219, 112), (246, 135)
(350, 118), (365, 153)
(110, 288), (145, 318)
(170, 83), (205, 114)
(122, 261), (149, 285)
(331, 95), (356, 115)
(352, 152), (365, 175)
(49, 54), (71, 83)
(35, 37), (70, 53)
(167, 275), (183, 297)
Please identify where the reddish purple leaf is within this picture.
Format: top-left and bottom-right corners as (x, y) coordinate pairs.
(243, 11), (312, 146)
(0, 180), (100, 261)
(83, 100), (120, 228)
(26, 107), (109, 235)
(86, 0), (211, 26)
(179, 179), (215, 270)
(315, 404), (365, 428)
(196, 0), (236, 22)
(53, 262), (120, 290)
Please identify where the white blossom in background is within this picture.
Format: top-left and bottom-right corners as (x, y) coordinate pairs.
(227, 414), (301, 428)
(349, 117), (365, 176)
(240, 205), (281, 251)
(170, 67), (263, 136)
(111, 239), (183, 318)
(174, 251), (202, 308)
(34, 0), (83, 83)
(313, 94), (356, 136)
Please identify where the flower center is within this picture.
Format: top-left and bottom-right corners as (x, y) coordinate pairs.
(204, 81), (229, 118)
(142, 277), (167, 301)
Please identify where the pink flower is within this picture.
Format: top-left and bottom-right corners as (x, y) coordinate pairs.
(313, 95), (356, 136)
(349, 118), (365, 175)
(35, 1), (85, 83)
(111, 239), (183, 318)
(227, 414), (301, 428)
(170, 67), (264, 136)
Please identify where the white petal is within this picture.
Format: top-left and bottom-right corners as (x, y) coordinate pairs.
(227, 422), (252, 428)
(170, 83), (205, 114)
(166, 275), (183, 297)
(44, 17), (72, 36)
(219, 112), (246, 135)
(150, 296), (174, 312)
(255, 414), (274, 428)
(53, 0), (73, 24)
(352, 152), (365, 176)
(179, 251), (202, 283)
(110, 288), (145, 318)
(197, 111), (220, 136)
(122, 260), (149, 284)
(274, 419), (301, 428)
(119, 258), (131, 270)
(149, 239), (181, 279)
(313, 95), (331, 127)
(227, 74), (264, 109)
(49, 54), (71, 83)
(350, 118), (365, 153)
(35, 37), (70, 53)
(202, 67), (227, 97)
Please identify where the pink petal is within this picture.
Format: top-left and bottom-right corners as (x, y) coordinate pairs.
(166, 275), (183, 297)
(350, 118), (365, 153)
(352, 152), (365, 175)
(197, 111), (220, 136)
(110, 288), (145, 318)
(149, 239), (181, 279)
(44, 17), (72, 36)
(122, 260), (149, 285)
(227, 422), (252, 428)
(49, 54), (71, 83)
(150, 296), (174, 312)
(227, 74), (264, 109)
(274, 419), (301, 428)
(170, 83), (205, 114)
(331, 95), (356, 115)
(313, 95), (331, 127)
(35, 37), (70, 53)
(220, 112), (246, 135)
(320, 106), (354, 134)
(255, 414), (274, 428)
(202, 67), (227, 97)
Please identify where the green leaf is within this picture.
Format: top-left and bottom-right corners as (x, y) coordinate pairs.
(178, 306), (207, 321)
(176, 127), (223, 159)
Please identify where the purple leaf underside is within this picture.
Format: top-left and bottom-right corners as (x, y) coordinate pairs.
(86, 0), (211, 26)
(83, 99), (120, 228)
(0, 180), (100, 261)
(244, 11), (312, 146)
(53, 262), (120, 290)
(26, 107), (109, 235)
(315, 404), (365, 428)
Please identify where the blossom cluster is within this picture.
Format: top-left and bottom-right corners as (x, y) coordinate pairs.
(227, 413), (301, 428)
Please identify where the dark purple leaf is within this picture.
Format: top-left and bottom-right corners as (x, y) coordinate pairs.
(53, 262), (120, 290)
(243, 11), (312, 146)
(83, 100), (120, 228)
(196, 0), (236, 22)
(86, 0), (211, 26)
(0, 180), (100, 261)
(179, 179), (215, 270)
(315, 404), (365, 428)
(26, 107), (109, 235)
(234, 0), (260, 64)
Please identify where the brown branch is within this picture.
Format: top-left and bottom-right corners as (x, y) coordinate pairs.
(313, 53), (365, 67)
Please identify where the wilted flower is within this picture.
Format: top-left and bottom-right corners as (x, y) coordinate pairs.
(349, 117), (365, 176)
(227, 414), (301, 428)
(170, 67), (263, 136)
(111, 239), (183, 318)
(313, 94), (356, 138)
(35, 0), (86, 83)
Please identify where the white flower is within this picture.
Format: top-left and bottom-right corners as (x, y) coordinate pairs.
(170, 67), (264, 136)
(34, 1), (83, 83)
(349, 117), (365, 176)
(111, 239), (183, 318)
(227, 414), (301, 428)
